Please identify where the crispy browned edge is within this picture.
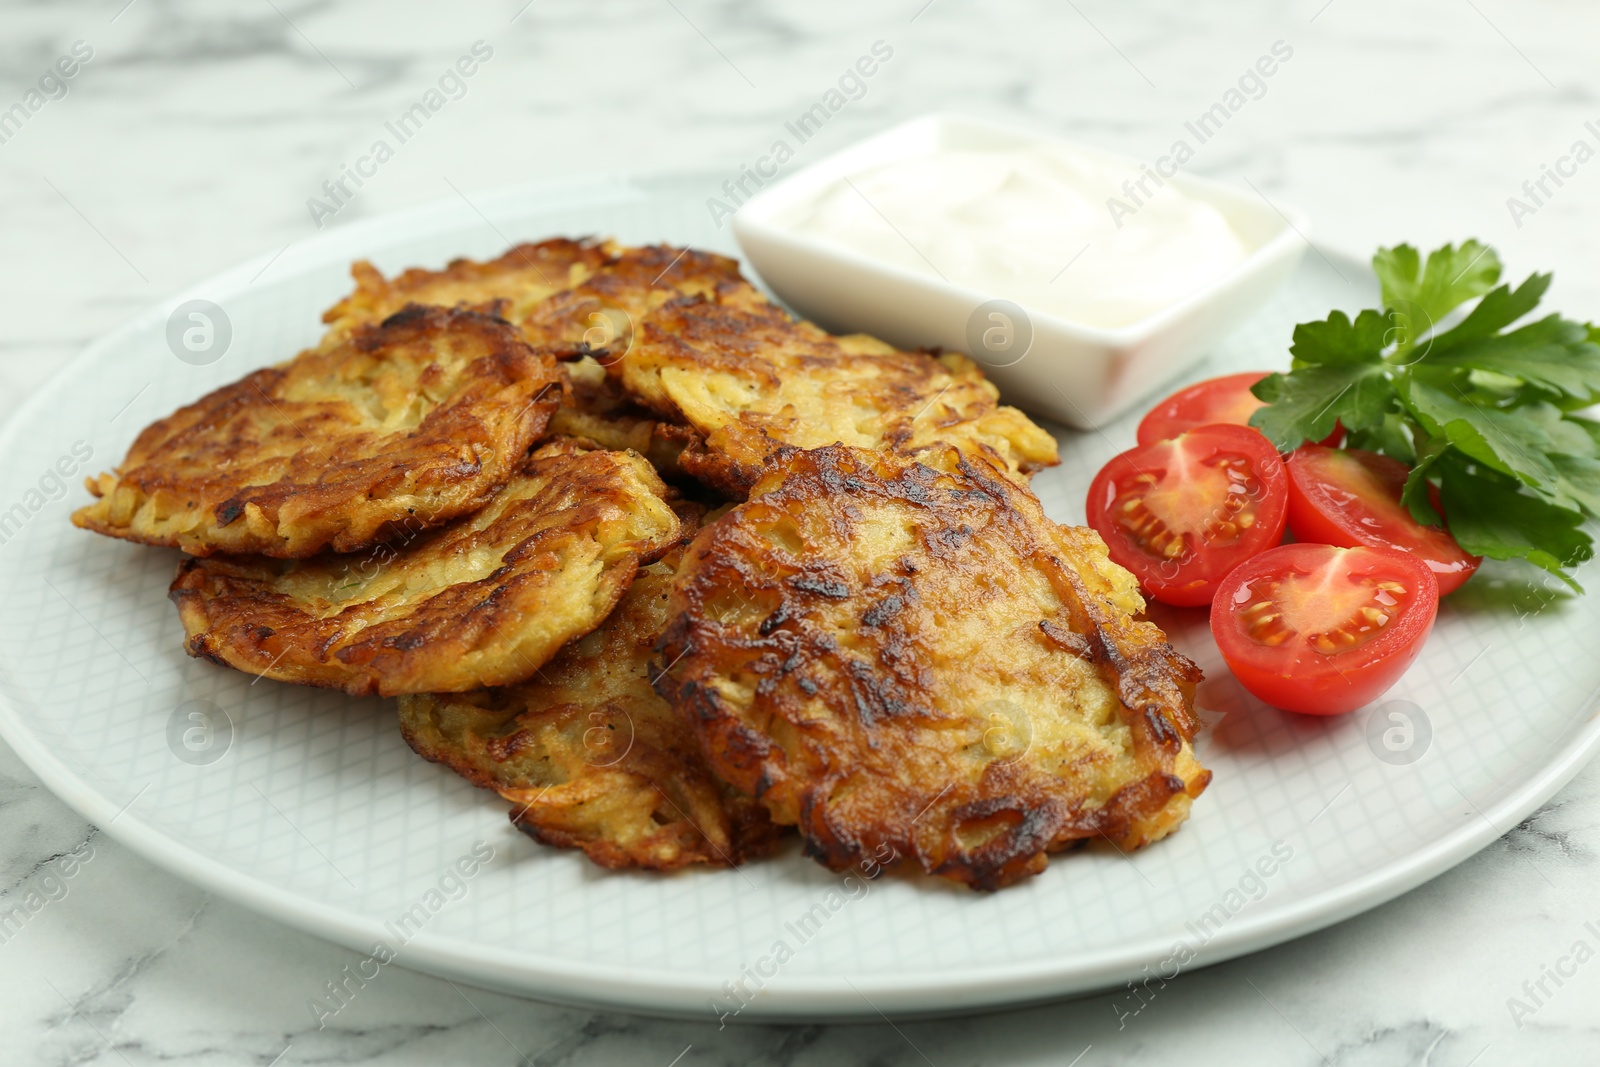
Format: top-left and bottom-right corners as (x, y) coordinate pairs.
(550, 358), (695, 481)
(397, 543), (782, 870)
(321, 239), (1057, 505)
(168, 442), (681, 697)
(321, 237), (614, 338)
(617, 291), (1060, 499)
(324, 238), (748, 361)
(323, 240), (744, 484)
(654, 444), (1208, 890)
(73, 305), (563, 558)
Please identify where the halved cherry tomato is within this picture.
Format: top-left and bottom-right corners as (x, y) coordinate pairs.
(1286, 445), (1481, 596)
(1138, 371), (1343, 448)
(1211, 543), (1438, 715)
(1086, 424), (1289, 606)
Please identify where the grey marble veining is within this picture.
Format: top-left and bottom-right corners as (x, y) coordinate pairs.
(4, 0), (1600, 1062)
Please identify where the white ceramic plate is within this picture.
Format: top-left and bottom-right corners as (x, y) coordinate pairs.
(1, 171), (1596, 1021)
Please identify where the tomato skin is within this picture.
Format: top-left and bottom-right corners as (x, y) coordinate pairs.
(1138, 373), (1268, 446)
(1285, 446), (1481, 596)
(1086, 424), (1289, 607)
(1138, 372), (1342, 448)
(1211, 544), (1439, 716)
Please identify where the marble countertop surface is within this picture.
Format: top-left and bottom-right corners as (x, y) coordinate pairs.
(5, 0), (1600, 1063)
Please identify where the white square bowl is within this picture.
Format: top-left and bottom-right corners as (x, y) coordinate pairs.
(732, 114), (1310, 429)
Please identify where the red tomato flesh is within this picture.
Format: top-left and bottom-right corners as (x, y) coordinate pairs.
(1211, 543), (1439, 715)
(1286, 445), (1481, 596)
(1138, 371), (1343, 448)
(1087, 424), (1289, 607)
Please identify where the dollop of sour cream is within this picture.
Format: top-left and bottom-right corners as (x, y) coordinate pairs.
(778, 145), (1251, 330)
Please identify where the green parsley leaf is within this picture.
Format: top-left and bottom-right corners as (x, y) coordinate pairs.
(1250, 363), (1393, 451)
(1402, 380), (1576, 508)
(1427, 309), (1600, 402)
(1567, 415), (1600, 452)
(1424, 272), (1548, 352)
(1437, 456), (1592, 589)
(1400, 435), (1448, 526)
(1525, 401), (1600, 457)
(1252, 239), (1600, 590)
(1344, 412), (1417, 464)
(1286, 308), (1389, 367)
(1550, 453), (1600, 515)
(1374, 240), (1501, 356)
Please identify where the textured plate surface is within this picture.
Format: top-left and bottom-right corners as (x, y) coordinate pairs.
(1, 172), (1597, 1020)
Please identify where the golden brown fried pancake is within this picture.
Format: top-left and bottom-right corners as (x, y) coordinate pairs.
(655, 444), (1208, 890)
(322, 239), (746, 357)
(74, 306), (563, 559)
(514, 244), (748, 355)
(320, 238), (613, 341)
(618, 293), (1060, 498)
(319, 243), (741, 488)
(314, 240), (1055, 498)
(398, 550), (780, 870)
(549, 356), (693, 481)
(170, 441), (681, 697)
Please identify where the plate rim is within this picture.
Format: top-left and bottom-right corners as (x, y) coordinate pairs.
(2, 169), (1597, 1019)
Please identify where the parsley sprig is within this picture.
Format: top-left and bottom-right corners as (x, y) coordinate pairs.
(1250, 240), (1600, 588)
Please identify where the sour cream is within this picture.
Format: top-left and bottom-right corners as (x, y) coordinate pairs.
(778, 145), (1251, 329)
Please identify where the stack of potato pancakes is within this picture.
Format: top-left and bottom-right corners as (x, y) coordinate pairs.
(73, 240), (1209, 890)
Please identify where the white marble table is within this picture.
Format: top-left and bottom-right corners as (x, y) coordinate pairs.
(4, 0), (1600, 1062)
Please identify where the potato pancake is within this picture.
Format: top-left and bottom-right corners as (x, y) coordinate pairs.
(549, 356), (693, 481)
(514, 243), (747, 354)
(619, 292), (1060, 497)
(170, 441), (681, 697)
(317, 239), (1057, 499)
(74, 305), (563, 558)
(322, 239), (745, 355)
(398, 550), (780, 870)
(655, 444), (1209, 890)
(320, 237), (612, 341)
